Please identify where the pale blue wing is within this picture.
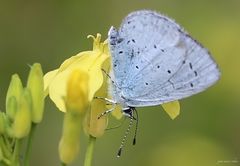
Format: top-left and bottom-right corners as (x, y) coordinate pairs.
(108, 10), (220, 107)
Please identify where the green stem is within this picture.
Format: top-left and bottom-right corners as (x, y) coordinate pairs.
(12, 139), (21, 166)
(83, 135), (96, 166)
(61, 162), (67, 166)
(24, 123), (37, 166)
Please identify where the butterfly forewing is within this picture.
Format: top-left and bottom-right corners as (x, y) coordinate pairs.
(108, 10), (220, 107)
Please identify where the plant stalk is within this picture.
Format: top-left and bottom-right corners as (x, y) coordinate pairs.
(24, 123), (37, 166)
(83, 135), (96, 166)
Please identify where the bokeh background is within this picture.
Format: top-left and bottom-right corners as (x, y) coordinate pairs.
(0, 0), (240, 166)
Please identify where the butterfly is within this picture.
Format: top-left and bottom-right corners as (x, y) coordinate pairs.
(103, 10), (220, 157)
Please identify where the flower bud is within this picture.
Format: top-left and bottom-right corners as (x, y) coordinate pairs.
(6, 74), (23, 119)
(27, 63), (44, 123)
(6, 96), (18, 121)
(12, 88), (32, 138)
(0, 112), (6, 134)
(59, 112), (82, 164)
(59, 69), (91, 164)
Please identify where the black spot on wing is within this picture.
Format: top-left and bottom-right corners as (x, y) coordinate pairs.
(189, 62), (193, 69)
(194, 71), (198, 76)
(130, 49), (134, 59)
(117, 38), (124, 44)
(190, 83), (194, 87)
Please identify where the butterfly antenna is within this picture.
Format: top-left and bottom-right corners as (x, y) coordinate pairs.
(117, 116), (134, 157)
(132, 108), (138, 145)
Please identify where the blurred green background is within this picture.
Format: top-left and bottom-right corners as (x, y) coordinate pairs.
(0, 0), (240, 166)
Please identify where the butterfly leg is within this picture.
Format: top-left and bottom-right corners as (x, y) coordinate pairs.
(101, 68), (120, 89)
(94, 96), (117, 104)
(97, 104), (116, 119)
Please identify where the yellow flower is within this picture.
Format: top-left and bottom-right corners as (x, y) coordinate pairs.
(44, 34), (110, 113)
(44, 34), (110, 138)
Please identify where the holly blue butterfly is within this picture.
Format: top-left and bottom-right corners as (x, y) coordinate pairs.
(105, 10), (220, 156)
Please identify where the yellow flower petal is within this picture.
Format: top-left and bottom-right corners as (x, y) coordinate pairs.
(43, 69), (58, 96)
(44, 34), (110, 112)
(65, 69), (89, 114)
(161, 100), (180, 120)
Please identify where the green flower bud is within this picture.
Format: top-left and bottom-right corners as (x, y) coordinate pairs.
(6, 96), (18, 121)
(12, 88), (32, 138)
(0, 112), (6, 134)
(59, 112), (82, 164)
(27, 63), (44, 123)
(2, 114), (14, 138)
(6, 74), (23, 119)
